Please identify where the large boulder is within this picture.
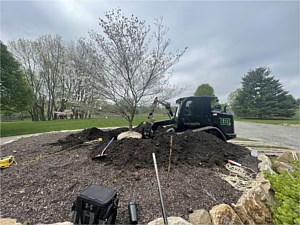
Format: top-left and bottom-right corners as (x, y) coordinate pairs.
(148, 217), (192, 225)
(189, 209), (212, 225)
(232, 192), (273, 225)
(274, 151), (300, 173)
(209, 204), (243, 225)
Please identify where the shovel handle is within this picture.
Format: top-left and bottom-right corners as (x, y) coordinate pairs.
(101, 138), (114, 155)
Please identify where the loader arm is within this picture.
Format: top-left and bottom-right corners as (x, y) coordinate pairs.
(148, 97), (174, 120)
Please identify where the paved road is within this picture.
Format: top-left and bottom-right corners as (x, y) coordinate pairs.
(0, 130), (79, 146)
(0, 133), (44, 145)
(235, 121), (300, 150)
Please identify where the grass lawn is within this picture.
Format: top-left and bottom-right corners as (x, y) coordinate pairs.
(235, 117), (299, 125)
(1, 111), (299, 137)
(0, 115), (168, 137)
(236, 110), (300, 125)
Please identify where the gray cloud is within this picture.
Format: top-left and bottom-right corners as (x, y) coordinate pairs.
(1, 0), (299, 102)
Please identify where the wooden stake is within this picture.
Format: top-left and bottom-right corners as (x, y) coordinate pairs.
(167, 135), (173, 186)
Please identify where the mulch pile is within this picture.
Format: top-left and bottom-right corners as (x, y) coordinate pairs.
(0, 124), (259, 224)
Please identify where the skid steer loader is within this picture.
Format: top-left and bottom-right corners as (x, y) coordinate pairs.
(144, 96), (236, 141)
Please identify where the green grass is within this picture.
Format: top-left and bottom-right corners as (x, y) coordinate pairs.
(1, 110), (299, 137)
(236, 110), (300, 125)
(246, 145), (290, 149)
(0, 115), (168, 137)
(268, 156), (279, 173)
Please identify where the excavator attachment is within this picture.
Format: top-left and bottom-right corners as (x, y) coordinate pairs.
(147, 97), (173, 120)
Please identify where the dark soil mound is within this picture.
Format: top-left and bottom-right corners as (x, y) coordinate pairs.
(104, 130), (258, 170)
(52, 123), (157, 150)
(53, 127), (128, 149)
(54, 125), (258, 171)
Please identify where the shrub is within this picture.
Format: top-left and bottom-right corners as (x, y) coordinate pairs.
(264, 161), (300, 225)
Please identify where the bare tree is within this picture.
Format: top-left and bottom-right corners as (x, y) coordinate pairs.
(89, 9), (186, 130)
(66, 39), (102, 118)
(36, 34), (65, 120)
(9, 36), (101, 121)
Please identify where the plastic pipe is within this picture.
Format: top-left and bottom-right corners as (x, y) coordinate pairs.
(227, 159), (241, 167)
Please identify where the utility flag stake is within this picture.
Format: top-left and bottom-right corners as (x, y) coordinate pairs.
(166, 135), (173, 186)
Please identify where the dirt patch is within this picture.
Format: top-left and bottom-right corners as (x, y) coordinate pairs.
(0, 126), (259, 224)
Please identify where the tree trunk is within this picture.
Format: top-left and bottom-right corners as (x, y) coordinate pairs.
(39, 96), (46, 121)
(128, 116), (134, 131)
(128, 121), (133, 131)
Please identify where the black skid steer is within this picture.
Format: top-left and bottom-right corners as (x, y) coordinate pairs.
(144, 96), (236, 141)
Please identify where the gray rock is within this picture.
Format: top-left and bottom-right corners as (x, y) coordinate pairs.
(0, 218), (22, 225)
(232, 192), (272, 225)
(148, 217), (192, 225)
(209, 204), (243, 225)
(250, 172), (275, 208)
(35, 222), (73, 225)
(274, 151), (300, 173)
(258, 154), (276, 174)
(189, 209), (212, 225)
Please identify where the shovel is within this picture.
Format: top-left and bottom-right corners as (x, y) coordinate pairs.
(92, 137), (114, 160)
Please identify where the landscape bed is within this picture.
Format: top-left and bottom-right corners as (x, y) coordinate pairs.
(0, 125), (259, 224)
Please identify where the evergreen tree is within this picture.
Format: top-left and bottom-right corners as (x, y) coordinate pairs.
(0, 41), (34, 112)
(232, 67), (297, 118)
(227, 88), (241, 112)
(194, 83), (215, 96)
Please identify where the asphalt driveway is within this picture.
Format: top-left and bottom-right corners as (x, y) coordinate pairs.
(235, 121), (300, 150)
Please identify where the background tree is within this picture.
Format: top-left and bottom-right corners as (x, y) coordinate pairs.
(89, 9), (186, 130)
(194, 83), (215, 96)
(232, 66), (297, 118)
(36, 34), (65, 120)
(66, 39), (101, 119)
(0, 41), (34, 113)
(8, 39), (46, 121)
(9, 36), (105, 121)
(227, 88), (241, 112)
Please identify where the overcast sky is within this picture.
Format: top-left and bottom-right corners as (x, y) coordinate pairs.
(1, 0), (299, 103)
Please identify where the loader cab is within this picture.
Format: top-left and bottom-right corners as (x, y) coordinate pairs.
(174, 96), (216, 132)
(173, 96), (236, 140)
